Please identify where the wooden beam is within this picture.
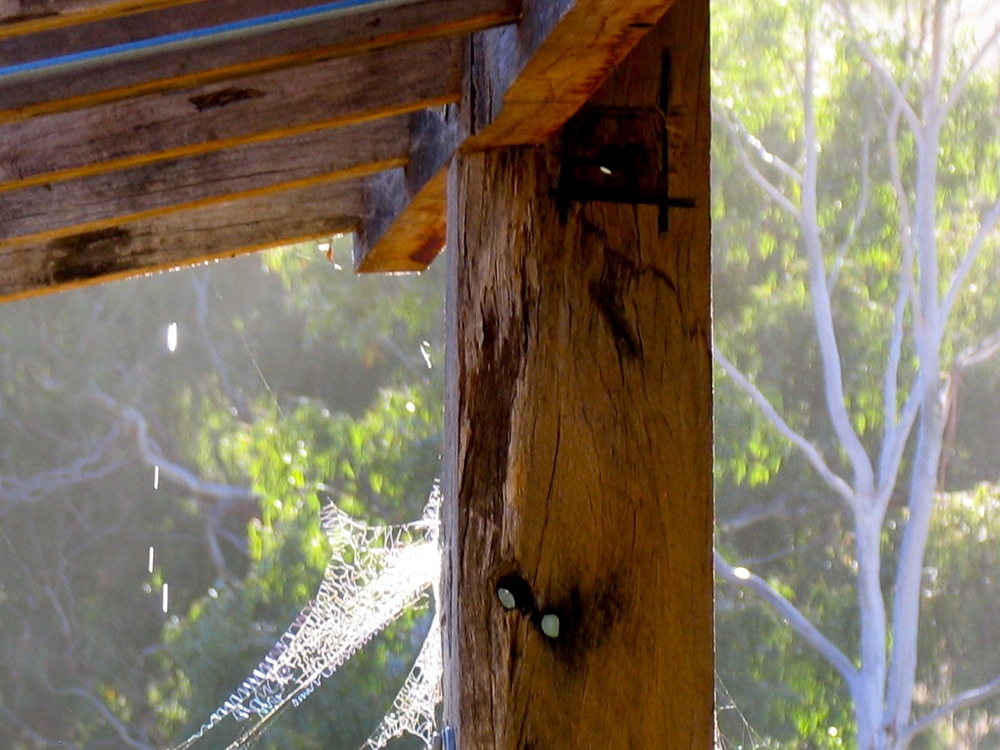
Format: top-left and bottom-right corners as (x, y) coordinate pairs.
(353, 106), (456, 273)
(0, 1), (196, 38)
(1, 0), (412, 50)
(0, 37), (460, 189)
(0, 179), (362, 302)
(442, 1), (711, 748)
(0, 116), (410, 246)
(0, 0), (518, 120)
(464, 0), (678, 147)
(355, 0), (678, 272)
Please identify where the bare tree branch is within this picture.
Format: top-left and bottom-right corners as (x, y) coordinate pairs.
(714, 348), (857, 507)
(0, 701), (79, 750)
(712, 105), (802, 217)
(828, 127), (874, 290)
(713, 99), (804, 185)
(924, 0), (947, 121)
(800, 22), (876, 497)
(941, 199), (1000, 329)
(900, 672), (1000, 746)
(717, 491), (834, 534)
(942, 22), (1000, 117)
(0, 424), (125, 518)
(89, 389), (255, 506)
(875, 99), (923, 505)
(832, 0), (922, 132)
(66, 685), (157, 750)
(956, 329), (1000, 371)
(715, 550), (859, 689)
(875, 381), (923, 512)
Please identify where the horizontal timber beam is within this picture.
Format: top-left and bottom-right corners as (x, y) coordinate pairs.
(353, 106), (456, 272)
(0, 37), (460, 189)
(0, 0), (519, 121)
(0, 1), (197, 39)
(464, 0), (677, 148)
(0, 179), (363, 301)
(355, 0), (677, 272)
(0, 116), (410, 246)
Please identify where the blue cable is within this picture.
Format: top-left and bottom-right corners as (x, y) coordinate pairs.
(0, 0), (406, 80)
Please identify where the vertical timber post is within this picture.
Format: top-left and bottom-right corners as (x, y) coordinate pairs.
(443, 0), (712, 747)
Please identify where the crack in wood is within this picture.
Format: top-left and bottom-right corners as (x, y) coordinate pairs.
(0, 10), (59, 26)
(189, 87), (265, 112)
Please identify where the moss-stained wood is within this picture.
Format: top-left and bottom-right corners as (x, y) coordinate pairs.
(0, 38), (459, 191)
(0, 0), (518, 120)
(0, 179), (362, 301)
(441, 1), (712, 747)
(0, 116), (409, 246)
(352, 0), (677, 273)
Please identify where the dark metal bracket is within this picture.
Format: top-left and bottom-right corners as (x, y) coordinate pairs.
(554, 52), (694, 232)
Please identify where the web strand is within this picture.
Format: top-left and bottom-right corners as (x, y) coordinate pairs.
(170, 488), (443, 750)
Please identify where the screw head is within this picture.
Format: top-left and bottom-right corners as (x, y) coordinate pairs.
(497, 586), (517, 611)
(540, 613), (560, 639)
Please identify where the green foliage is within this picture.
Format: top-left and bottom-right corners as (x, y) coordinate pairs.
(713, 0), (1000, 746)
(0, 240), (444, 749)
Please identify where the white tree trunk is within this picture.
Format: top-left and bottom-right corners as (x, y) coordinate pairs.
(716, 2), (1000, 748)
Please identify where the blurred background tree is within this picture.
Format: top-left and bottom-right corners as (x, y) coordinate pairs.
(0, 235), (443, 750)
(713, 1), (1000, 748)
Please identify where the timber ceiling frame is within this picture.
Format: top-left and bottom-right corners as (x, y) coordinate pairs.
(0, 0), (678, 300)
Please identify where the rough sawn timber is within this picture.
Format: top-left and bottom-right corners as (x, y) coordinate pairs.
(0, 0), (518, 122)
(442, 0), (713, 747)
(354, 0), (677, 272)
(0, 116), (409, 246)
(0, 179), (364, 301)
(0, 37), (460, 187)
(0, 0), (196, 38)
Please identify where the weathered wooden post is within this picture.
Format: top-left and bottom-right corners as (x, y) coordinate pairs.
(442, 0), (713, 746)
(0, 1), (711, 741)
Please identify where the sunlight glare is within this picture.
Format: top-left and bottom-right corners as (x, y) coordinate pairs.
(167, 322), (178, 352)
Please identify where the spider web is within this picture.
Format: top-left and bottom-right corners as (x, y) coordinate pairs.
(170, 488), (443, 750)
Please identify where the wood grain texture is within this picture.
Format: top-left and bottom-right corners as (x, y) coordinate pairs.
(0, 115), (409, 245)
(0, 37), (459, 189)
(355, 0), (681, 274)
(463, 0), (677, 148)
(0, 178), (362, 301)
(353, 106), (457, 272)
(0, 0), (518, 119)
(442, 1), (712, 747)
(0, 0), (195, 38)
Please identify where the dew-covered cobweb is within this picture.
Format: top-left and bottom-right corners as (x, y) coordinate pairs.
(170, 488), (443, 750)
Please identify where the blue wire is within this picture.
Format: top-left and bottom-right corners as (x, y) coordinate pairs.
(0, 0), (396, 79)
